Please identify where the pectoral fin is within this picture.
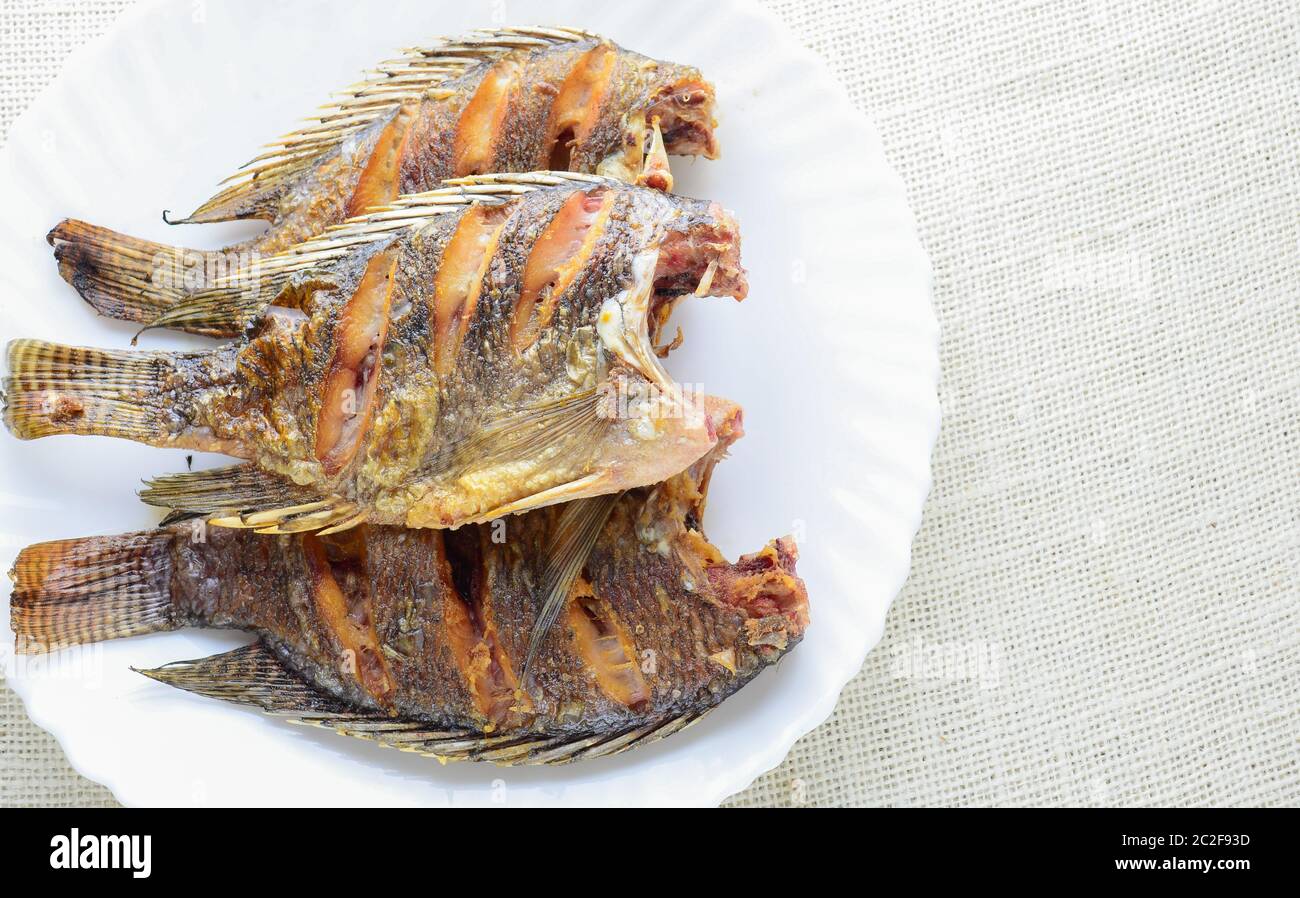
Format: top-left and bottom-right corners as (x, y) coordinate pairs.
(424, 389), (607, 483)
(520, 493), (623, 683)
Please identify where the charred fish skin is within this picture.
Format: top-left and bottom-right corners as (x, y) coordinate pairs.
(9, 410), (811, 764)
(6, 177), (746, 533)
(46, 28), (721, 335)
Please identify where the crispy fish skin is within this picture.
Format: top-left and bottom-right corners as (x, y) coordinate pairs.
(5, 177), (747, 532)
(9, 408), (810, 764)
(47, 28), (720, 334)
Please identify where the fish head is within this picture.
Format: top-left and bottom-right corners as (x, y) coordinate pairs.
(655, 199), (747, 303)
(640, 65), (720, 160)
(595, 64), (717, 189)
(710, 536), (811, 660)
(594, 196), (745, 384)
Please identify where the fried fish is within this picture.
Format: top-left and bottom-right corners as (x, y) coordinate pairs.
(10, 404), (810, 765)
(49, 26), (720, 336)
(5, 174), (746, 534)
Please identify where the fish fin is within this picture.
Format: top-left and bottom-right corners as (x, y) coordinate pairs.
(465, 472), (607, 521)
(221, 499), (365, 536)
(179, 27), (597, 225)
(637, 116), (673, 191)
(135, 643), (357, 715)
(46, 219), (199, 329)
(245, 171), (611, 280)
(142, 643), (709, 765)
(289, 707), (709, 765)
(133, 288), (272, 342)
(9, 529), (180, 652)
(520, 493), (623, 682)
(137, 645), (454, 740)
(47, 220), (270, 339)
(157, 508), (204, 526)
(139, 463), (319, 516)
(515, 710), (710, 765)
(177, 175), (286, 227)
(134, 267), (334, 340)
(139, 464), (361, 535)
(434, 171), (610, 191)
(428, 388), (608, 487)
(3, 339), (176, 442)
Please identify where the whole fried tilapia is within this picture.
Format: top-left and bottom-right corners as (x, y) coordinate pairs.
(49, 27), (719, 336)
(5, 174), (746, 533)
(10, 406), (810, 765)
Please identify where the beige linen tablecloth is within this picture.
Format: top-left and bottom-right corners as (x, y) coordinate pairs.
(2, 0), (1296, 808)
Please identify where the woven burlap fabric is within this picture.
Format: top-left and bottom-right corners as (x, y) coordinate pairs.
(2, 0), (1296, 808)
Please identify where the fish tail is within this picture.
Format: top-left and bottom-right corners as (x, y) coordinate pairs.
(3, 339), (175, 442)
(9, 529), (182, 652)
(48, 219), (198, 326)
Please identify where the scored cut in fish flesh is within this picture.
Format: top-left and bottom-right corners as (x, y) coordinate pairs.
(5, 174), (746, 534)
(9, 403), (810, 765)
(48, 27), (721, 336)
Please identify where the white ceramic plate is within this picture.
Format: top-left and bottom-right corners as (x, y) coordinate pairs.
(0, 0), (936, 806)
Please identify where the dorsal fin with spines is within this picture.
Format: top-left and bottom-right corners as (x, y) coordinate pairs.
(181, 26), (598, 223)
(235, 172), (610, 280)
(141, 172), (613, 335)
